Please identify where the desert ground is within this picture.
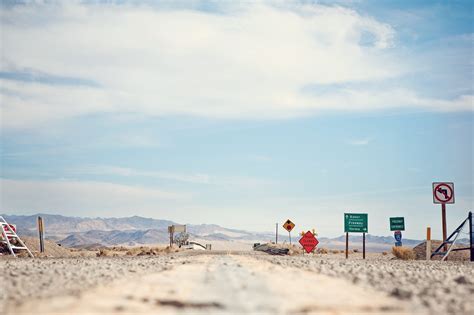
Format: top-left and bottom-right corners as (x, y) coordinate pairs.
(1, 248), (473, 315)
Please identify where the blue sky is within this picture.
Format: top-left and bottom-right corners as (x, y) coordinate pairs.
(0, 1), (472, 239)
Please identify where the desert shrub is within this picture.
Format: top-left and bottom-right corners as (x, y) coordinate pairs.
(125, 246), (168, 256)
(382, 251), (388, 256)
(330, 249), (340, 254)
(353, 248), (359, 253)
(96, 249), (114, 257)
(111, 246), (129, 252)
(317, 248), (329, 254)
(392, 246), (416, 260)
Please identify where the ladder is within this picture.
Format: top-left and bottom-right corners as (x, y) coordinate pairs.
(0, 216), (34, 258)
(431, 214), (469, 261)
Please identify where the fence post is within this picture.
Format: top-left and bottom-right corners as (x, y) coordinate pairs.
(426, 227), (431, 260)
(37, 216), (45, 253)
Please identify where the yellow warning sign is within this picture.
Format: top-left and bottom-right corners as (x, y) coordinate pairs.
(283, 219), (295, 232)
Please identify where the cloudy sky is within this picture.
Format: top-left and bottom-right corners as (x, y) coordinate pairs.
(1, 0), (472, 239)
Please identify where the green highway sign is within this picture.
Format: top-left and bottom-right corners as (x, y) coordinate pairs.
(390, 217), (405, 231)
(344, 213), (368, 233)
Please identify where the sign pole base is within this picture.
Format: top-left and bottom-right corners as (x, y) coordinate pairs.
(426, 240), (431, 260)
(363, 232), (366, 260)
(426, 227), (431, 260)
(345, 232), (348, 259)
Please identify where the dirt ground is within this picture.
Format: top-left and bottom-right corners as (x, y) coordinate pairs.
(1, 250), (472, 315)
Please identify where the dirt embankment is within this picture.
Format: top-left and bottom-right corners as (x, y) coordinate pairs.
(0, 236), (75, 258)
(1, 236), (182, 258)
(413, 240), (470, 261)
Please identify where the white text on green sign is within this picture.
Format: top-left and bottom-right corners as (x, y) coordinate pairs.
(344, 213), (368, 233)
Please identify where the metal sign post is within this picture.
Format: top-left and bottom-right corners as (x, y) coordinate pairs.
(433, 182), (455, 252)
(345, 232), (349, 259)
(275, 223), (278, 244)
(469, 212), (473, 262)
(362, 232), (366, 259)
(442, 203), (447, 251)
(394, 231), (402, 247)
(344, 213), (368, 259)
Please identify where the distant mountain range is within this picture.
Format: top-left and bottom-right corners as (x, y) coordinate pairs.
(1, 214), (277, 247)
(4, 213), (467, 251)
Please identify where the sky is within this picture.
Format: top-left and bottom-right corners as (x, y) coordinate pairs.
(0, 0), (472, 239)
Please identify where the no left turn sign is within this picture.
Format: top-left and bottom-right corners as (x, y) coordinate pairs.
(432, 182), (455, 204)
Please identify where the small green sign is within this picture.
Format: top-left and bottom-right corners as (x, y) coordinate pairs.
(390, 217), (405, 231)
(344, 213), (368, 233)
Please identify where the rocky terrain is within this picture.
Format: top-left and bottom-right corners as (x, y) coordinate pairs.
(1, 251), (472, 314)
(255, 254), (474, 314)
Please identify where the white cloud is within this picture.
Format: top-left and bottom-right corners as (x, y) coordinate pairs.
(0, 2), (472, 129)
(348, 138), (371, 146)
(0, 178), (187, 213)
(74, 165), (212, 184)
(69, 165), (277, 189)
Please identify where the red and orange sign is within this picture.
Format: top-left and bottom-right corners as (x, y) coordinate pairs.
(299, 231), (319, 253)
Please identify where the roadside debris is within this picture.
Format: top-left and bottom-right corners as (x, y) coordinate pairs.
(253, 243), (289, 255)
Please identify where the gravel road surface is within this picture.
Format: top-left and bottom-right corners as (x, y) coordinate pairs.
(1, 252), (472, 314)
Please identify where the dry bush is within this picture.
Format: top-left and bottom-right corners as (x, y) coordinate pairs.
(96, 249), (116, 257)
(125, 247), (147, 256)
(288, 245), (304, 255)
(330, 249), (340, 254)
(125, 246), (175, 256)
(111, 246), (129, 252)
(317, 248), (329, 254)
(382, 251), (388, 256)
(392, 246), (416, 260)
(353, 248), (359, 253)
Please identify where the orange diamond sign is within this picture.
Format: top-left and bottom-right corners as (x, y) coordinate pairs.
(299, 231), (319, 253)
(283, 219), (295, 232)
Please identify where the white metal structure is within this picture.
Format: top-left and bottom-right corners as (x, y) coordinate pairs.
(0, 216), (34, 258)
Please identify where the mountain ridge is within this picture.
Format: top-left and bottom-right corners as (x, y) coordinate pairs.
(1, 213), (437, 249)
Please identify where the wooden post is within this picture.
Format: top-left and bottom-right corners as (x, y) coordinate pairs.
(426, 227), (431, 260)
(442, 203), (447, 252)
(275, 223), (278, 244)
(362, 232), (366, 260)
(345, 232), (349, 259)
(37, 216), (44, 253)
(168, 226), (174, 247)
